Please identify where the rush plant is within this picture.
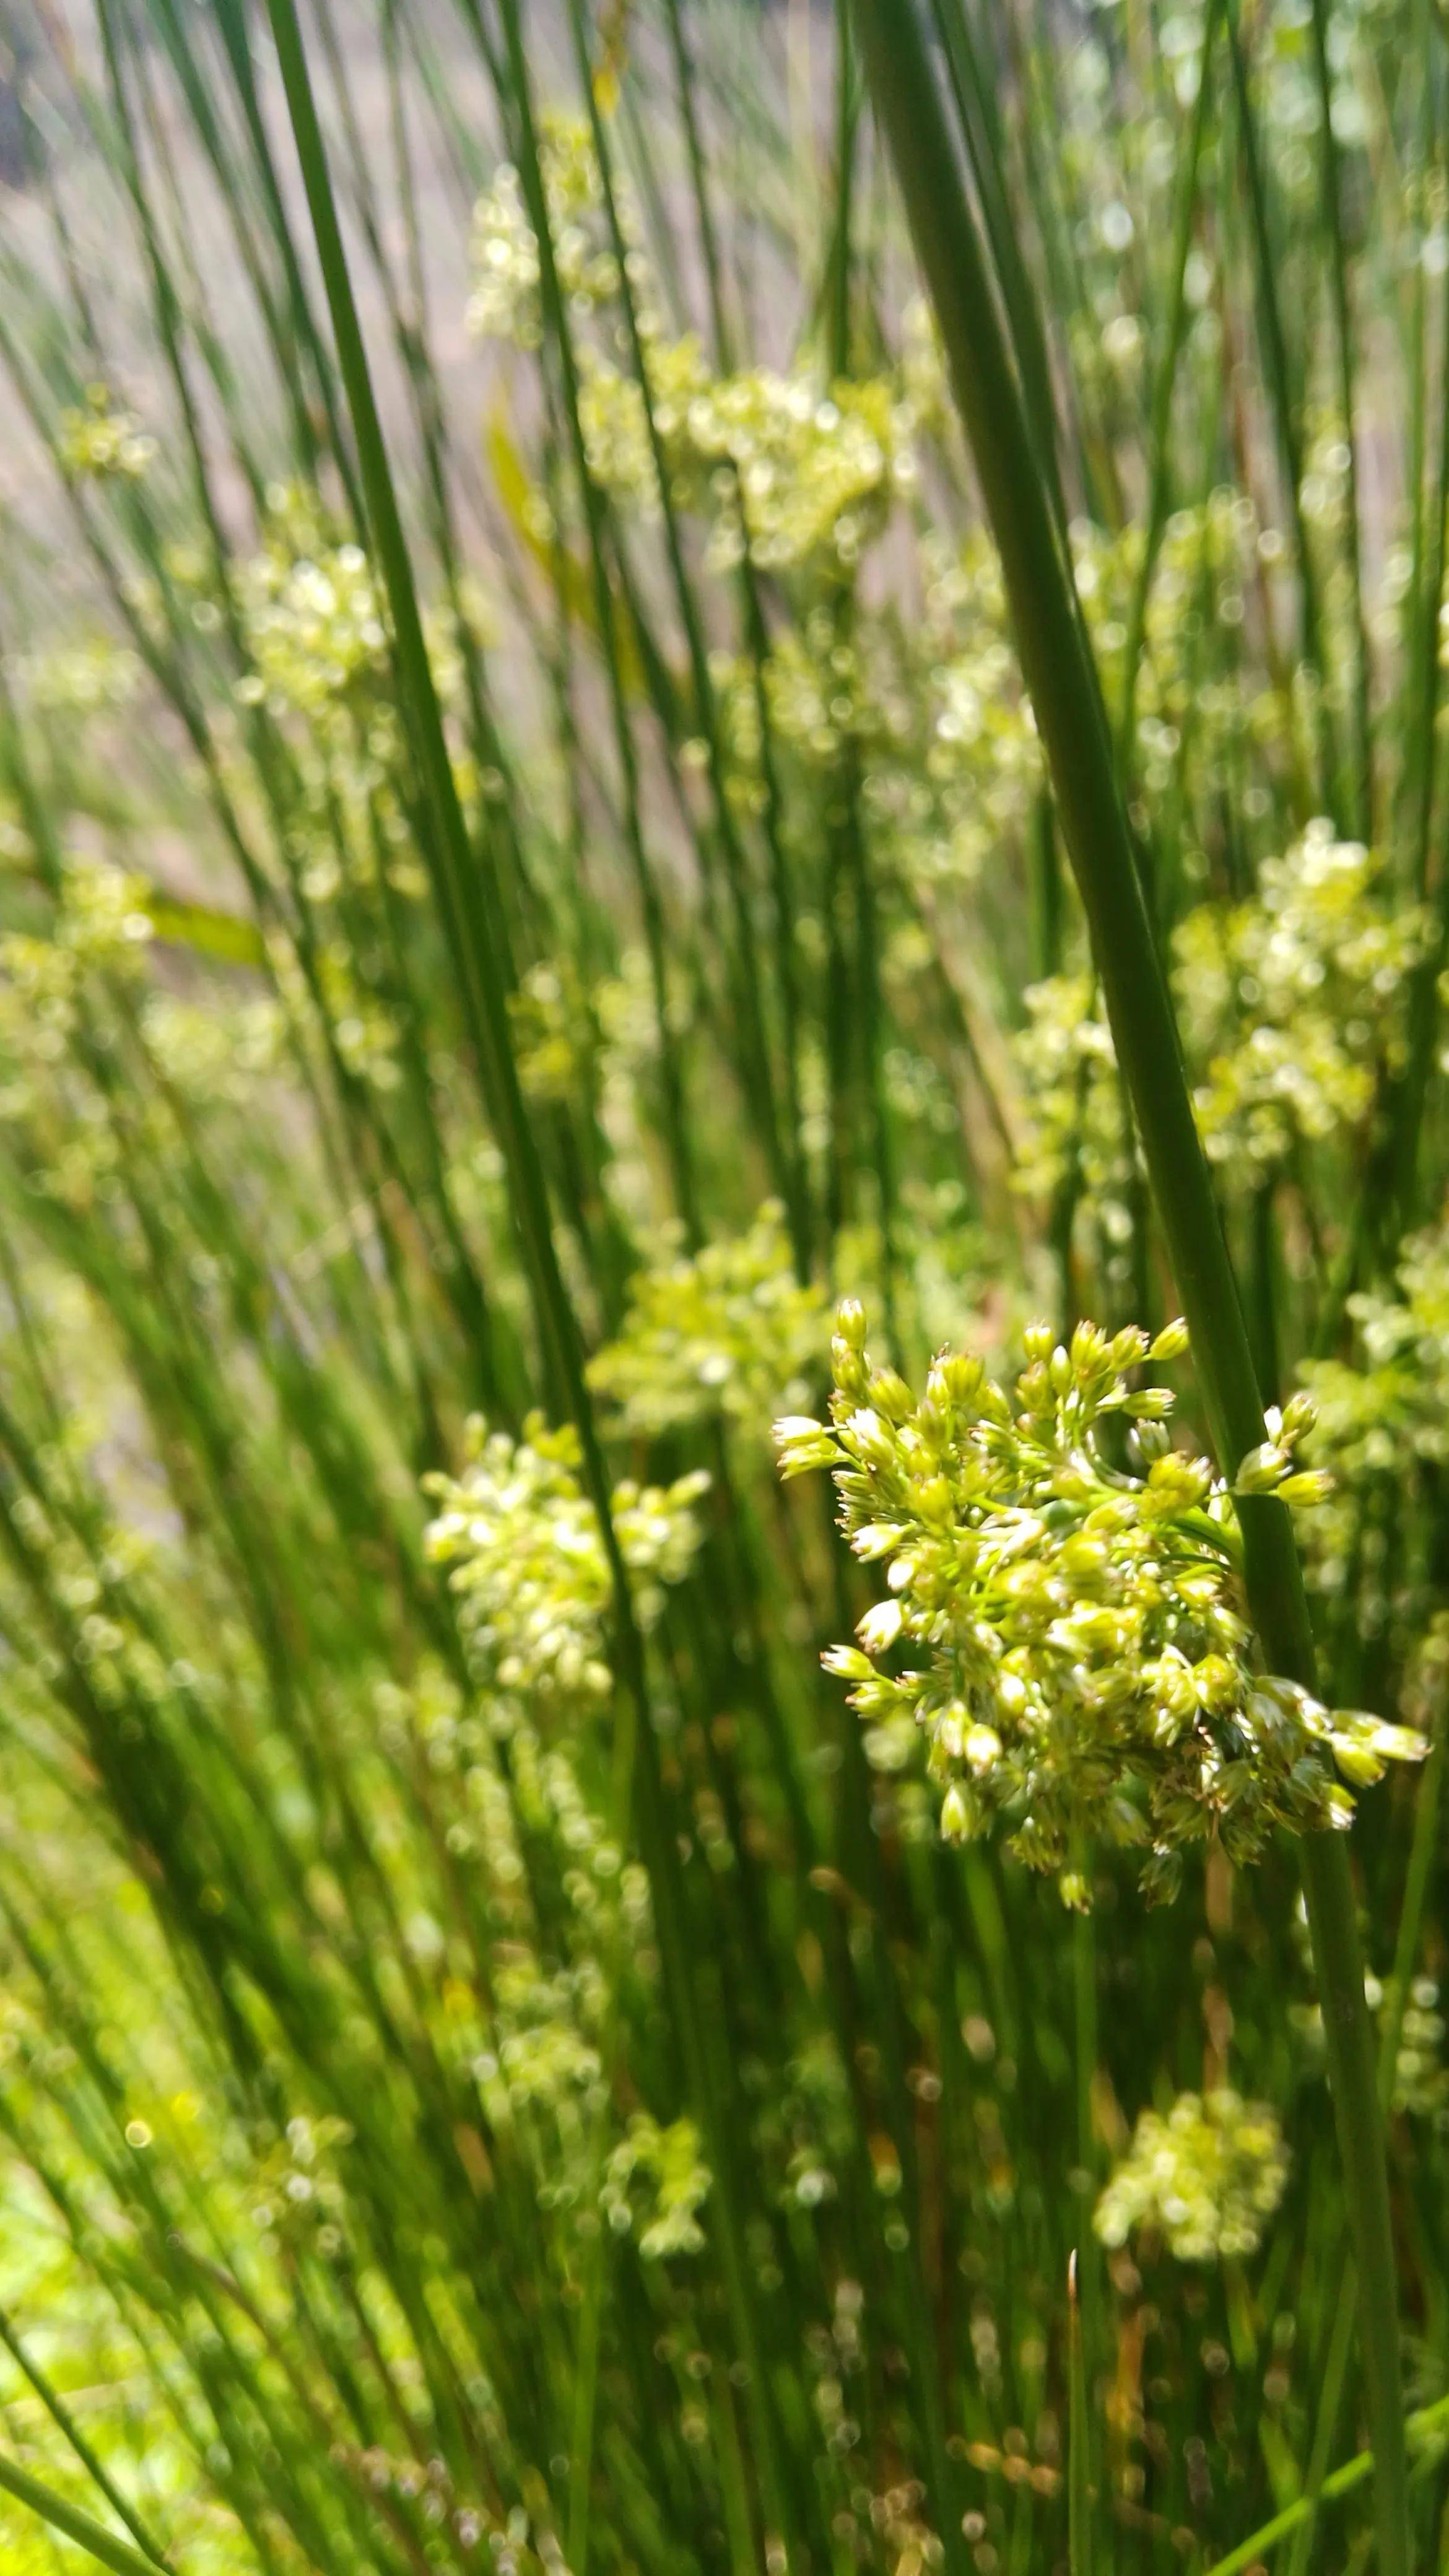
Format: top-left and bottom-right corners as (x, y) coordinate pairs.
(0, 3), (1446, 2574)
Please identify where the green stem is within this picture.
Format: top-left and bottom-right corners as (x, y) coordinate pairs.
(1072, 1893), (1100, 2406)
(258, 9), (801, 2556)
(0, 2305), (168, 2570)
(1068, 2253), (1093, 2576)
(850, 10), (1409, 2570)
(1308, 0), (1375, 840)
(1116, 0), (1224, 767)
(0, 2451), (165, 2576)
(1289, 1664), (1448, 2575)
(1299, 1829), (1410, 2571)
(1203, 2384), (1449, 2575)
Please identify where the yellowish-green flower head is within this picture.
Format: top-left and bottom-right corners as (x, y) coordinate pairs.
(470, 113), (920, 575)
(1012, 972), (1131, 1207)
(575, 339), (919, 573)
(1295, 1222), (1449, 1643)
(1094, 2089), (1289, 2263)
(587, 1203), (827, 1440)
(1175, 819), (1425, 1174)
(1014, 823), (1425, 1211)
(17, 636), (143, 716)
(423, 1414), (708, 1700)
(602, 2113), (711, 2259)
(236, 487), (389, 720)
(468, 111), (627, 349)
(56, 383), (156, 482)
(776, 1305), (1421, 1903)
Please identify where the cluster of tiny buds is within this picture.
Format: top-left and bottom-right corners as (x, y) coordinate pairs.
(776, 1301), (1421, 1904)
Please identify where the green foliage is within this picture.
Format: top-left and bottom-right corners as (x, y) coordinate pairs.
(0, 1), (1445, 2572)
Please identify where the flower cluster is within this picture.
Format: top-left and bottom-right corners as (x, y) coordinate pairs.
(1094, 2089), (1289, 2263)
(576, 340), (918, 573)
(587, 1204), (827, 1439)
(507, 959), (598, 1107)
(141, 991), (283, 1107)
(1174, 820), (1425, 1175)
(1014, 824), (1427, 1214)
(484, 1947), (605, 2114)
(17, 636), (144, 715)
(423, 1416), (708, 1699)
(468, 112), (626, 348)
(1373, 1976), (1449, 2124)
(56, 384), (156, 481)
(776, 1304), (1422, 1902)
(601, 2113), (711, 2258)
(1011, 973), (1131, 1207)
(1296, 1227), (1449, 1641)
(683, 367), (918, 575)
(236, 488), (389, 721)
(250, 2114), (354, 2258)
(0, 857), (154, 1015)
(469, 117), (920, 576)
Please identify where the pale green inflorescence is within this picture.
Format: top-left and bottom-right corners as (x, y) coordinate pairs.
(1014, 820), (1426, 1218)
(468, 113), (923, 577)
(55, 382), (157, 482)
(1011, 969), (1130, 1211)
(0, 858), (290, 1210)
(237, 513), (388, 719)
(602, 2113), (711, 2260)
(776, 1305), (1422, 1905)
(468, 108), (627, 347)
(1174, 820), (1427, 1173)
(1375, 1975), (1449, 2126)
(587, 1202), (828, 1439)
(1094, 2090), (1290, 2263)
(15, 635), (144, 715)
(233, 481), (471, 767)
(1297, 1227), (1449, 1647)
(423, 1415), (708, 1700)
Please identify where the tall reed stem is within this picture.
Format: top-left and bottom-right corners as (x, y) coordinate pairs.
(0, 2450), (161, 2576)
(850, 9), (1411, 2569)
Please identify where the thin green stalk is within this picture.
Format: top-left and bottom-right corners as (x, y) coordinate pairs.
(929, 0), (1071, 541)
(1071, 1895), (1100, 2435)
(562, 0), (803, 1258)
(1203, 2384), (1449, 2575)
(1308, 0), (1375, 840)
(0, 2448), (166, 2576)
(1116, 0), (1223, 765)
(496, 80), (703, 1247)
(1390, 152), (1449, 1224)
(0, 2305), (170, 2570)
(258, 7), (802, 2557)
(1224, 0), (1339, 817)
(850, 10), (1409, 2570)
(1068, 2253), (1093, 2576)
(1289, 1658), (1449, 2575)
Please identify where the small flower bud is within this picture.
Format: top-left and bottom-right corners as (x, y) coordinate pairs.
(857, 1598), (903, 1654)
(835, 1297), (868, 1351)
(821, 1645), (874, 1683)
(1235, 1442), (1289, 1492)
(939, 1783), (971, 1843)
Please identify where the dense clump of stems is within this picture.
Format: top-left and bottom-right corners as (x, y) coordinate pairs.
(850, 3), (1409, 2567)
